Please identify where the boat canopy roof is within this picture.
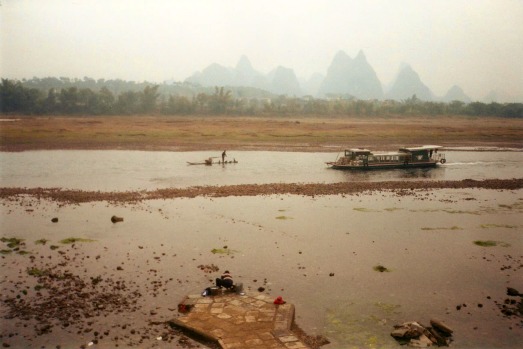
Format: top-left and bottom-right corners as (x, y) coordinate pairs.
(346, 148), (372, 155)
(399, 145), (443, 152)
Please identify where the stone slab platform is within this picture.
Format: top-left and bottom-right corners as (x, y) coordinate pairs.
(171, 290), (309, 349)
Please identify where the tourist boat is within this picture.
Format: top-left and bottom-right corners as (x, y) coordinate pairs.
(326, 145), (446, 170)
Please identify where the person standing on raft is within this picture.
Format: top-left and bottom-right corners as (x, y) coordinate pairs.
(222, 150), (227, 163)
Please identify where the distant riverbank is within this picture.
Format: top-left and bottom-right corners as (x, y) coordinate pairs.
(1, 115), (522, 152)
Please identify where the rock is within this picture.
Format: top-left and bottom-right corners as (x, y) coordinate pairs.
(430, 319), (453, 335)
(391, 327), (409, 338)
(51, 217), (58, 223)
(428, 327), (448, 346)
(507, 287), (521, 297)
(111, 215), (123, 223)
(410, 334), (434, 348)
(392, 320), (453, 347)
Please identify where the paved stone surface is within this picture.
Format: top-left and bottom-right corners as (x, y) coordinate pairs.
(171, 290), (309, 349)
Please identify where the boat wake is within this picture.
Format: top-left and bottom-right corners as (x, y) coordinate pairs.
(443, 161), (488, 166)
(446, 146), (523, 152)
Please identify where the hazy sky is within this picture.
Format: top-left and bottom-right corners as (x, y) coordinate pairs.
(1, 0), (522, 100)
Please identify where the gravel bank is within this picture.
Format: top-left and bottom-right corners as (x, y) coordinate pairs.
(1, 178), (522, 204)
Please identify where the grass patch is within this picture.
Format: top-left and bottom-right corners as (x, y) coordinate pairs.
(384, 207), (403, 212)
(473, 240), (511, 247)
(59, 237), (95, 244)
(35, 239), (49, 245)
(373, 265), (390, 272)
(0, 249), (12, 255)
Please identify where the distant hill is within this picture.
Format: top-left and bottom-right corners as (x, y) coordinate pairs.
(318, 50), (383, 99)
(183, 52), (521, 102)
(442, 85), (471, 103)
(185, 56), (301, 96)
(386, 64), (433, 101)
(301, 72), (324, 96)
(268, 66), (302, 96)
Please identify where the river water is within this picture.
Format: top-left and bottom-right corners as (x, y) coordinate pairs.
(1, 149), (522, 191)
(1, 149), (522, 349)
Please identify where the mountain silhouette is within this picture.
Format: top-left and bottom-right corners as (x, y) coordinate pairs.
(442, 85), (471, 103)
(268, 66), (302, 96)
(184, 52), (485, 101)
(386, 64), (433, 101)
(185, 56), (301, 96)
(318, 50), (383, 99)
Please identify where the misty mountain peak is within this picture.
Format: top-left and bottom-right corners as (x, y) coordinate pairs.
(355, 50), (367, 62)
(269, 66), (301, 96)
(236, 55), (254, 72)
(443, 85), (471, 103)
(319, 50), (383, 99)
(332, 50), (352, 66)
(387, 64), (433, 101)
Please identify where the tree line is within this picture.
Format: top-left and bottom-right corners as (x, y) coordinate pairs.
(1, 78), (522, 118)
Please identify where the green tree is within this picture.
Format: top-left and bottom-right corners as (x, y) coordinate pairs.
(98, 87), (115, 114)
(209, 86), (232, 114)
(141, 85), (159, 113)
(116, 91), (140, 114)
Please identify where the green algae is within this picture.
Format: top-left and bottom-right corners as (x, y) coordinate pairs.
(374, 302), (401, 316)
(275, 215), (293, 220)
(1, 237), (24, 249)
(325, 302), (401, 349)
(410, 208), (481, 215)
(384, 207), (403, 212)
(421, 226), (463, 231)
(211, 246), (239, 255)
(353, 207), (380, 212)
(1, 237), (30, 255)
(27, 267), (49, 277)
(59, 237), (96, 244)
(35, 239), (49, 245)
(373, 265), (390, 273)
(473, 240), (510, 247)
(480, 224), (518, 229)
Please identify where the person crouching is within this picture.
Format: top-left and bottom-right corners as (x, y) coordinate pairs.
(216, 270), (234, 289)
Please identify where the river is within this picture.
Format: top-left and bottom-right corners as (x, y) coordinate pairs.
(1, 149), (522, 191)
(1, 149), (522, 349)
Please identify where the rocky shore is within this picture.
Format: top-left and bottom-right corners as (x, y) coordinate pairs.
(1, 178), (522, 204)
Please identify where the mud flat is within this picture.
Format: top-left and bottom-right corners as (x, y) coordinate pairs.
(1, 184), (522, 348)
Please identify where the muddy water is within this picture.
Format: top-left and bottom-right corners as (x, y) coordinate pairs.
(1, 150), (522, 191)
(1, 189), (522, 348)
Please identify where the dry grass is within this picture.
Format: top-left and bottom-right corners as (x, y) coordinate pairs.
(1, 115), (522, 151)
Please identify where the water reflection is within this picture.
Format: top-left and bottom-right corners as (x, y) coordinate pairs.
(334, 166), (446, 181)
